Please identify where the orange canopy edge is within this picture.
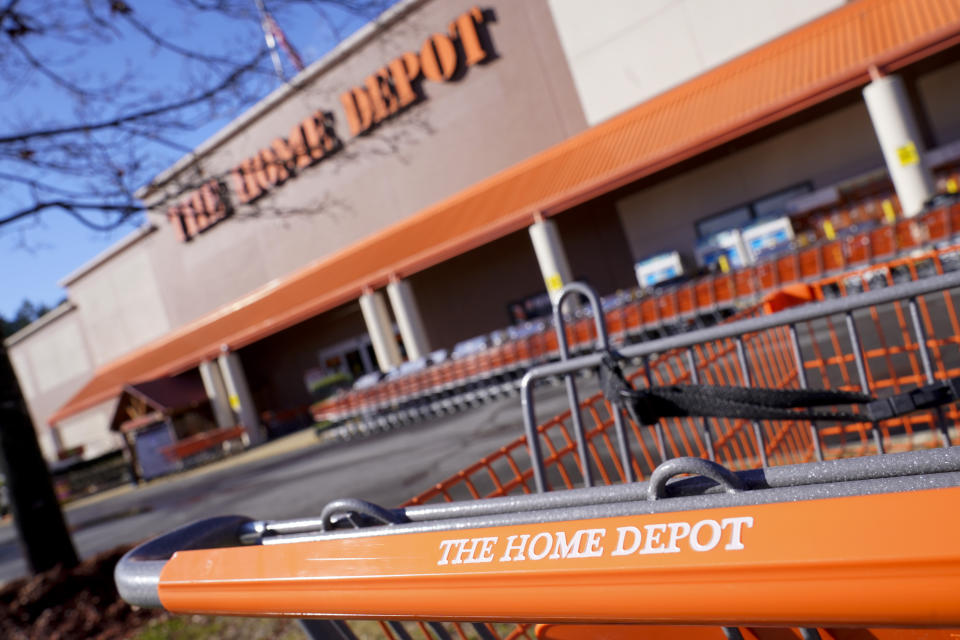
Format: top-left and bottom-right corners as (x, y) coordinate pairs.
(49, 0), (960, 426)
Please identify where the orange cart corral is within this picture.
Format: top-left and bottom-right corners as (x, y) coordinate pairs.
(117, 264), (960, 640)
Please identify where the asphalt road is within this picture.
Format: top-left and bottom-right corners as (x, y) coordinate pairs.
(0, 388), (575, 585)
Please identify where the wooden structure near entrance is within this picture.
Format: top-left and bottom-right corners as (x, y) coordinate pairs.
(109, 372), (245, 482)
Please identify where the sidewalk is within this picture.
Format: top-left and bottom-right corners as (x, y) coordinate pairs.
(62, 427), (322, 512)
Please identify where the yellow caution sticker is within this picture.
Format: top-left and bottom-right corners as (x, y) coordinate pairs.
(881, 199), (897, 223)
(546, 273), (564, 292)
(718, 255), (730, 274)
(229, 394), (241, 411)
(896, 141), (920, 166)
(947, 177), (959, 194)
(823, 220), (836, 241)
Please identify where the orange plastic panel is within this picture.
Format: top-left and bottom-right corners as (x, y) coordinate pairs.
(762, 284), (815, 314)
(695, 279), (715, 308)
(657, 292), (678, 321)
(623, 301), (643, 332)
(842, 232), (870, 265)
(924, 207), (949, 242)
(637, 298), (657, 329)
(775, 254), (800, 284)
(159, 487), (960, 626)
(713, 275), (735, 304)
(677, 286), (696, 316)
(950, 203), (960, 231)
(734, 268), (757, 298)
(870, 225), (897, 259)
(604, 308), (626, 338)
(798, 247), (822, 280)
(756, 261), (778, 291)
(160, 425), (247, 461)
(895, 220), (920, 250)
(821, 241), (845, 272)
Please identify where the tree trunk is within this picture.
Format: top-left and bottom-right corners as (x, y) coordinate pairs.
(0, 345), (78, 573)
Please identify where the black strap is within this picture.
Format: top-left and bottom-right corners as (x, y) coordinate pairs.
(619, 384), (871, 425)
(599, 352), (960, 425)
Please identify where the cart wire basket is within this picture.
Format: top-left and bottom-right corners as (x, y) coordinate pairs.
(116, 261), (960, 640)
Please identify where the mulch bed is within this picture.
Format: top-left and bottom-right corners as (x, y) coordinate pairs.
(0, 545), (161, 640)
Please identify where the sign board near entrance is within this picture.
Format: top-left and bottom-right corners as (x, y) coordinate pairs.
(166, 6), (495, 241)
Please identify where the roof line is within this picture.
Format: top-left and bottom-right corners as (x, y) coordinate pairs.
(58, 223), (157, 287)
(3, 301), (76, 348)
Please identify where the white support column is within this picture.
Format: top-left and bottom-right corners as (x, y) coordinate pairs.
(862, 72), (935, 217)
(217, 348), (264, 445)
(386, 278), (431, 361)
(359, 289), (403, 372)
(199, 359), (235, 429)
(529, 215), (575, 305)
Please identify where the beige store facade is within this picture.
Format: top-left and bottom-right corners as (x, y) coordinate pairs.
(7, 0), (960, 465)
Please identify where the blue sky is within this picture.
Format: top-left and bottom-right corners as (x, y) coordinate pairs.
(0, 1), (389, 320)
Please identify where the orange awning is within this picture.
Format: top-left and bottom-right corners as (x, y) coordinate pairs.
(49, 0), (960, 425)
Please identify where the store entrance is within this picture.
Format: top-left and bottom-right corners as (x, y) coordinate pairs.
(320, 339), (376, 380)
(308, 336), (379, 402)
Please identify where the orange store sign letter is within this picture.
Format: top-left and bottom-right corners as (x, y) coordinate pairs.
(231, 110), (341, 204)
(167, 179), (231, 242)
(341, 7), (490, 136)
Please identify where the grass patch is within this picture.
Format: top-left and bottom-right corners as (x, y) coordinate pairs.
(133, 614), (306, 639)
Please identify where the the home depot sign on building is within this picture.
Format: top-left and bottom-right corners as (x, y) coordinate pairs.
(167, 6), (494, 242)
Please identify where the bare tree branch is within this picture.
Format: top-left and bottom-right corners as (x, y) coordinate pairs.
(1, 200), (142, 230)
(0, 170), (97, 199)
(116, 123), (196, 154)
(119, 11), (246, 66)
(0, 50), (268, 144)
(9, 39), (98, 98)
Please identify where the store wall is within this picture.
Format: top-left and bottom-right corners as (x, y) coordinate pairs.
(411, 206), (636, 351)
(56, 400), (119, 460)
(5, 305), (97, 459)
(142, 0), (587, 332)
(547, 0), (844, 125)
(554, 197), (637, 294)
(615, 100), (884, 263)
(917, 58), (960, 147)
(412, 230), (545, 349)
(241, 301), (369, 412)
(65, 234), (172, 368)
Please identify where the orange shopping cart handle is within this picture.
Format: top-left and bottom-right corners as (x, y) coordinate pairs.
(115, 515), (253, 609)
(116, 467), (960, 627)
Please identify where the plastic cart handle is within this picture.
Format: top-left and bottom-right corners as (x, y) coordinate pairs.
(114, 515), (252, 609)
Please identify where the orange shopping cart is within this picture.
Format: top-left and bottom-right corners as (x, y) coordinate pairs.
(116, 270), (960, 639)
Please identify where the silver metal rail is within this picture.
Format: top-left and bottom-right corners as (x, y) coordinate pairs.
(242, 445), (960, 537)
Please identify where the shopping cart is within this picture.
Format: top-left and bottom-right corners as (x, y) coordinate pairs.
(116, 270), (960, 639)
